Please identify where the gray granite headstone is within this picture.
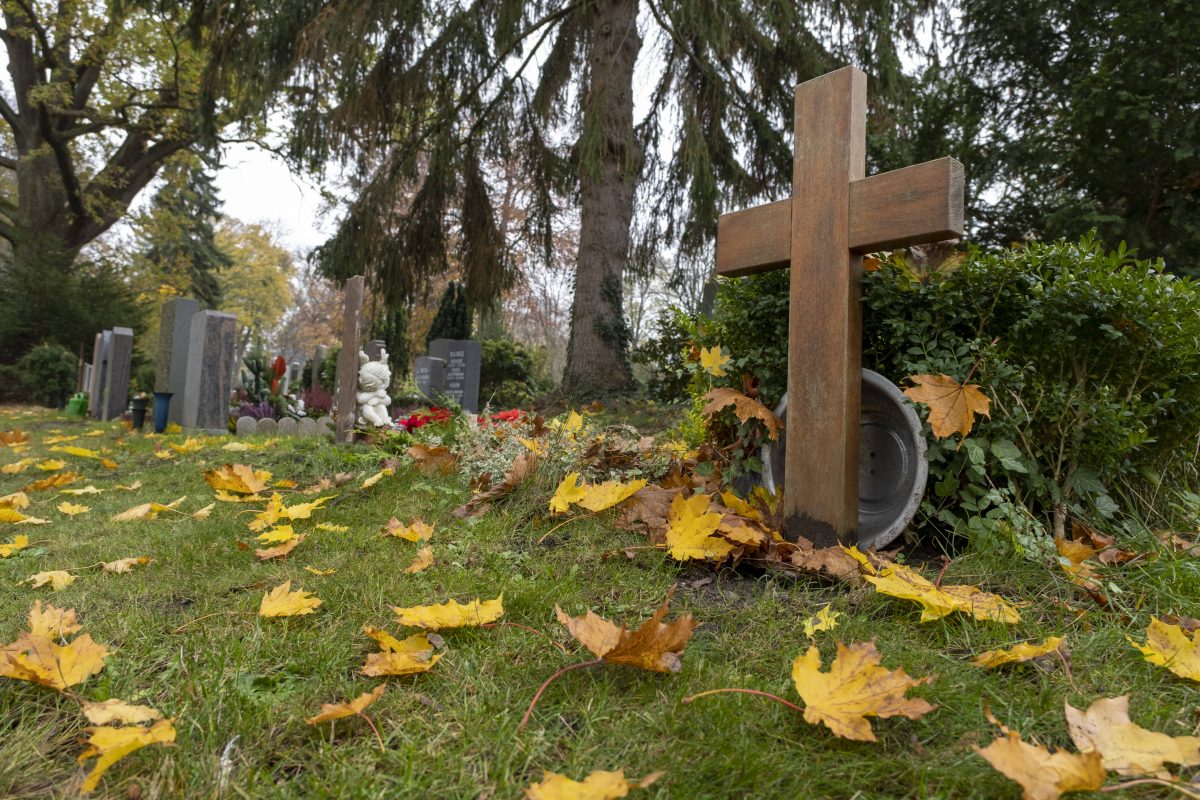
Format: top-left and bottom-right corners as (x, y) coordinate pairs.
(413, 356), (447, 404)
(235, 416), (259, 436)
(88, 331), (110, 418)
(256, 417), (278, 435)
(277, 417), (298, 436)
(364, 339), (386, 362)
(82, 363), (93, 396)
(100, 327), (133, 421)
(298, 417), (318, 437)
(312, 346), (329, 391)
(181, 311), (237, 432)
(155, 298), (199, 424)
(428, 339), (481, 412)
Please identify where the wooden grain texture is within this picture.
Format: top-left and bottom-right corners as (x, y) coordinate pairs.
(785, 66), (866, 547)
(715, 199), (790, 277)
(848, 157), (965, 252)
(334, 275), (365, 444)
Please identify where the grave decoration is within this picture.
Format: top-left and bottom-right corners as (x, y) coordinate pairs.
(355, 349), (392, 428)
(715, 66), (964, 548)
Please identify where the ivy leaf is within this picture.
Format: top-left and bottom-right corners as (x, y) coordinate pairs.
(392, 595), (504, 630)
(903, 373), (991, 439)
(700, 388), (781, 440)
(791, 640), (935, 741)
(555, 588), (697, 673)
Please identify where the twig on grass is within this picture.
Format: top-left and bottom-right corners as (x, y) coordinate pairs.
(682, 687), (805, 715)
(537, 511), (599, 544)
(519, 658), (603, 730)
(1101, 778), (1200, 798)
(355, 712), (386, 753)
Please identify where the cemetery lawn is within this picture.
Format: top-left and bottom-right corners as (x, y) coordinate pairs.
(2, 409), (1197, 799)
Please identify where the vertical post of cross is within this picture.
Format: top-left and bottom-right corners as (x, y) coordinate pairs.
(335, 275), (365, 444)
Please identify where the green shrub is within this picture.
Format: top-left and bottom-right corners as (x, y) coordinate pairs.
(689, 234), (1200, 550)
(17, 343), (77, 408)
(480, 339), (548, 409)
(633, 308), (695, 403)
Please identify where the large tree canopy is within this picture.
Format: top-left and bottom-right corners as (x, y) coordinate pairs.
(250, 0), (936, 393)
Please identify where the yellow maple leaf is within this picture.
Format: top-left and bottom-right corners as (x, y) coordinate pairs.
(255, 524), (297, 543)
(0, 507), (30, 524)
(699, 345), (731, 377)
(973, 637), (1064, 668)
(258, 580), (322, 617)
(665, 493), (733, 562)
(548, 410), (585, 437)
(50, 445), (101, 459)
(316, 523), (348, 533)
(791, 640), (935, 742)
(360, 627), (441, 676)
(903, 373), (991, 439)
(361, 467), (394, 488)
(101, 557), (151, 574)
(852, 551), (1020, 624)
(305, 566), (336, 576)
(700, 387), (782, 440)
(2, 457), (35, 474)
(111, 496), (186, 522)
(60, 485), (103, 496)
(803, 605), (841, 638)
(255, 533), (306, 560)
(27, 600), (81, 638)
(306, 684), (387, 725)
(0, 534), (30, 557)
(204, 464), (272, 496)
(85, 429), (107, 437)
(0, 491), (30, 509)
(34, 459), (65, 471)
(192, 503), (215, 519)
(153, 450), (175, 460)
(392, 595), (504, 630)
(405, 546), (434, 574)
(549, 472), (587, 513)
(43, 434), (79, 445)
(1065, 695), (1200, 778)
(82, 699), (163, 725)
(525, 769), (663, 800)
(58, 501), (90, 516)
(78, 718), (176, 793)
(273, 479), (298, 489)
(556, 590), (697, 673)
(0, 428), (29, 446)
(1128, 617), (1200, 682)
(975, 709), (1105, 800)
(384, 517), (434, 542)
(0, 609), (108, 690)
(168, 437), (206, 453)
(518, 437), (548, 456)
(25, 570), (77, 590)
(577, 478), (648, 513)
(720, 490), (764, 523)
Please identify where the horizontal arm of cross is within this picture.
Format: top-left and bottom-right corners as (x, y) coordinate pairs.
(715, 157), (964, 278)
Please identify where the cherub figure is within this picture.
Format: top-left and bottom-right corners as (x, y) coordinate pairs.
(356, 349), (392, 427)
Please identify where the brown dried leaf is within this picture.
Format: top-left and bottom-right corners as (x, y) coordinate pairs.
(700, 388), (781, 440)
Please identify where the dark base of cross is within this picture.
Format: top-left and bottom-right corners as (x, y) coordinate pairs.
(715, 66), (964, 548)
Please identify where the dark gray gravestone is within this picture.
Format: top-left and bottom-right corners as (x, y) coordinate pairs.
(181, 311), (238, 431)
(364, 339), (386, 363)
(100, 327), (133, 421)
(88, 331), (110, 419)
(413, 356), (446, 404)
(428, 339), (481, 412)
(155, 298), (199, 425)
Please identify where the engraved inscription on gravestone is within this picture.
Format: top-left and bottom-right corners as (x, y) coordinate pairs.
(413, 356), (446, 404)
(428, 339), (480, 413)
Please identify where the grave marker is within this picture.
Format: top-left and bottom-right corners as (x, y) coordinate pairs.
(100, 327), (133, 421)
(715, 66), (964, 547)
(181, 311), (238, 431)
(428, 339), (481, 413)
(312, 345), (329, 391)
(88, 331), (110, 419)
(334, 276), (365, 443)
(413, 356), (447, 404)
(155, 297), (199, 425)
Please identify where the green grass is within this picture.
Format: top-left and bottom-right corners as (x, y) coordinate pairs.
(1, 407), (1197, 799)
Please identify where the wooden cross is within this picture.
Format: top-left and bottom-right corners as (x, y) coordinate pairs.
(715, 66), (964, 547)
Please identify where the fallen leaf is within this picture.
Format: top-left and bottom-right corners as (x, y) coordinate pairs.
(42, 434), (79, 445)
(78, 718), (176, 793)
(525, 769), (663, 800)
(58, 501), (90, 516)
(60, 485), (103, 496)
(556, 588), (697, 673)
(384, 517), (434, 542)
(699, 345), (731, 377)
(316, 523), (349, 533)
(852, 550), (1020, 624)
(101, 557), (151, 574)
(361, 467), (394, 488)
(1128, 617), (1200, 682)
(1, 457), (35, 474)
(803, 605), (841, 638)
(258, 580), (322, 617)
(903, 374), (991, 439)
(974, 638), (1065, 668)
(25, 570), (77, 590)
(255, 534), (306, 560)
(273, 479), (298, 489)
(392, 595), (504, 630)
(0, 605), (108, 690)
(360, 627), (441, 676)
(168, 437), (206, 453)
(49, 446), (101, 459)
(24, 472), (78, 492)
(0, 534), (30, 557)
(665, 493), (733, 562)
(26, 600), (81, 637)
(99, 458), (118, 470)
(549, 473), (587, 514)
(306, 684), (387, 725)
(1065, 695), (1200, 778)
(0, 491), (30, 509)
(975, 709), (1105, 800)
(204, 464), (272, 496)
(255, 525), (297, 543)
(701, 387), (782, 439)
(405, 546), (434, 574)
(111, 497), (186, 522)
(82, 699), (163, 725)
(407, 443), (457, 474)
(305, 566), (336, 576)
(791, 640), (935, 741)
(453, 452), (537, 517)
(34, 459), (65, 471)
(615, 485), (684, 540)
(576, 478), (649, 513)
(0, 428), (29, 446)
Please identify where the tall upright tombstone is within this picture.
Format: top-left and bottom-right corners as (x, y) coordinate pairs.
(413, 356), (446, 404)
(428, 339), (481, 413)
(181, 311), (238, 432)
(155, 297), (199, 425)
(312, 345), (329, 392)
(364, 339), (386, 362)
(100, 327), (133, 421)
(334, 276), (365, 443)
(88, 331), (110, 419)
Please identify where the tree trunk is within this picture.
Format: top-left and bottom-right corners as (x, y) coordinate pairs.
(561, 0), (642, 396)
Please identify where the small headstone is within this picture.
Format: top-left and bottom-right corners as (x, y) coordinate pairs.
(277, 417), (298, 435)
(256, 417), (278, 434)
(334, 276), (366, 443)
(312, 346), (329, 391)
(235, 416), (259, 436)
(88, 331), (110, 419)
(364, 339), (386, 362)
(413, 356), (447, 404)
(155, 298), (199, 424)
(81, 364), (93, 397)
(316, 416), (335, 437)
(298, 417), (318, 437)
(100, 327), (133, 421)
(428, 339), (481, 413)
(181, 311), (238, 432)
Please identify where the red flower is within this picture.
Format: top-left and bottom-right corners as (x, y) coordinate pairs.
(479, 409), (522, 425)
